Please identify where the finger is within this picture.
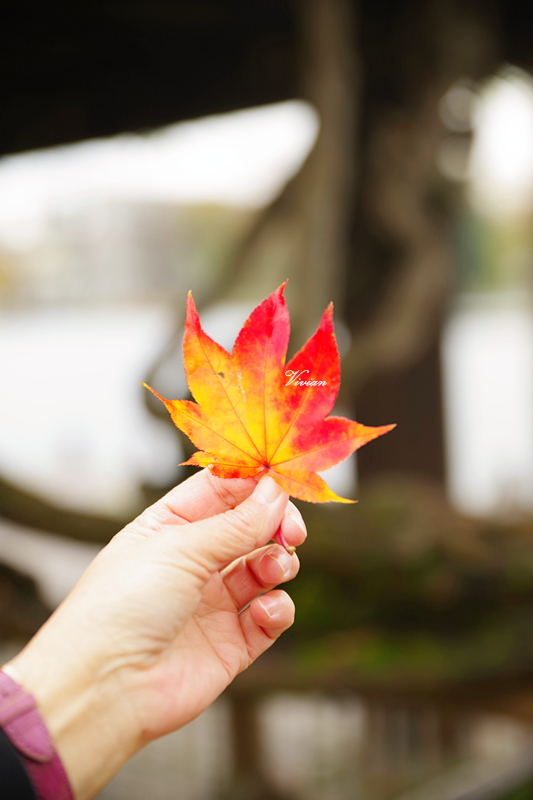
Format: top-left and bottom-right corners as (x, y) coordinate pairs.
(136, 469), (261, 531)
(276, 502), (307, 548)
(184, 475), (289, 573)
(221, 544), (299, 611)
(238, 590), (295, 667)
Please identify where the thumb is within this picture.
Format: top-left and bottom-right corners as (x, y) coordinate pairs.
(186, 475), (289, 572)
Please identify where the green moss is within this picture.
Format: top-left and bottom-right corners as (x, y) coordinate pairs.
(500, 781), (533, 800)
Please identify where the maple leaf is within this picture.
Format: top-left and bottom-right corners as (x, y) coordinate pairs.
(144, 283), (395, 503)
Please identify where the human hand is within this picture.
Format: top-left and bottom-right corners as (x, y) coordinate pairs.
(4, 471), (306, 800)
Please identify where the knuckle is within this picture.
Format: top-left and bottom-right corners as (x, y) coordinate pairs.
(202, 504), (263, 564)
(223, 503), (259, 539)
(207, 471), (244, 508)
(129, 505), (166, 533)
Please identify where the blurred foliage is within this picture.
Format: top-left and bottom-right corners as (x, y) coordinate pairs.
(503, 782), (533, 800)
(277, 476), (533, 689)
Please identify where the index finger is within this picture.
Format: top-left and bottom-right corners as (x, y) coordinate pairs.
(138, 468), (261, 528)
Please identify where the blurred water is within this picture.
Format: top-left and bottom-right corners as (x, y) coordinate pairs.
(92, 691), (533, 800)
(442, 292), (533, 518)
(0, 304), (181, 517)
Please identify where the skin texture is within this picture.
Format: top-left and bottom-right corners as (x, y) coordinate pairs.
(145, 284), (395, 502)
(3, 471), (306, 800)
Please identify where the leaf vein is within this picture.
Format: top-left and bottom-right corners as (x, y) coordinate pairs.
(195, 334), (263, 462)
(176, 404), (262, 465)
(271, 423), (354, 467)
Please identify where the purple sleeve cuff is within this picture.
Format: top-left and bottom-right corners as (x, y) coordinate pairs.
(0, 669), (74, 800)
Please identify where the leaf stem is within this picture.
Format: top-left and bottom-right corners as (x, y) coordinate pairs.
(274, 526), (296, 555)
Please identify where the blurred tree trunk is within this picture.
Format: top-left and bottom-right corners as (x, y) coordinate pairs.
(344, 0), (498, 483)
(356, 339), (446, 480)
(226, 693), (293, 800)
(219, 0), (359, 348)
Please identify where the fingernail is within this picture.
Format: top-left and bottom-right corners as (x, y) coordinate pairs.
(254, 475), (284, 504)
(263, 549), (293, 579)
(286, 504), (307, 537)
(257, 595), (281, 620)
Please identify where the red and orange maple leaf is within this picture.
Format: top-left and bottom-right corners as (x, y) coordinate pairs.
(144, 283), (395, 503)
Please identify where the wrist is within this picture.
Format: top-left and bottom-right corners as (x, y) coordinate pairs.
(4, 642), (142, 800)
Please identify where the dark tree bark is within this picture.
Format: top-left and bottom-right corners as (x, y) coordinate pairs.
(356, 339), (446, 482)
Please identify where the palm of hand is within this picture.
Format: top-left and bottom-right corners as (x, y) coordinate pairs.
(140, 573), (257, 740)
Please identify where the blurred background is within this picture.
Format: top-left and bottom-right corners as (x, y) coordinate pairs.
(5, 1), (533, 798)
